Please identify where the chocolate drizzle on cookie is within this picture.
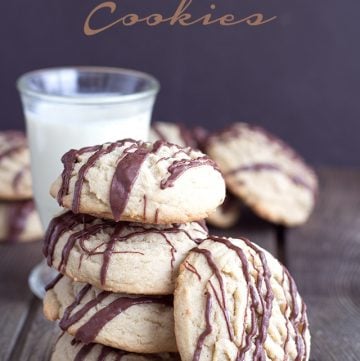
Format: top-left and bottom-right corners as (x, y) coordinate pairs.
(6, 200), (36, 242)
(45, 273), (64, 291)
(55, 139), (220, 222)
(74, 343), (95, 361)
(160, 157), (220, 189)
(193, 292), (212, 361)
(189, 236), (308, 361)
(207, 123), (318, 196)
(110, 143), (151, 221)
(0, 131), (32, 196)
(0, 131), (27, 161)
(64, 333), (180, 361)
(59, 282), (172, 344)
(226, 163), (315, 193)
(44, 211), (207, 286)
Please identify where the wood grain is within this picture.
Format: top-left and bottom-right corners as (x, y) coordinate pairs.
(9, 298), (56, 361)
(288, 168), (360, 360)
(0, 241), (42, 360)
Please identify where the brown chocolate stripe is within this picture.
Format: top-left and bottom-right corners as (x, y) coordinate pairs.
(59, 283), (172, 344)
(190, 236), (306, 361)
(55, 139), (219, 221)
(44, 211), (207, 287)
(226, 162), (315, 193)
(6, 200), (35, 242)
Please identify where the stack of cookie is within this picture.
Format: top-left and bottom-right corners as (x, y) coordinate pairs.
(0, 130), (42, 243)
(43, 138), (311, 361)
(42, 139), (226, 360)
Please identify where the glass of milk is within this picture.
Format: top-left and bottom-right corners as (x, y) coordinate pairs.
(17, 67), (160, 298)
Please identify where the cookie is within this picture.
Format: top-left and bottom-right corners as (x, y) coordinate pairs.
(0, 199), (42, 242)
(0, 130), (32, 200)
(50, 139), (225, 224)
(206, 194), (241, 229)
(44, 275), (177, 353)
(174, 236), (310, 361)
(51, 332), (180, 361)
(44, 211), (208, 294)
(206, 123), (318, 226)
(149, 122), (197, 149)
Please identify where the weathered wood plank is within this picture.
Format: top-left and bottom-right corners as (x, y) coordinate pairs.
(9, 298), (56, 361)
(0, 241), (43, 360)
(287, 168), (360, 295)
(287, 168), (360, 360)
(305, 295), (360, 361)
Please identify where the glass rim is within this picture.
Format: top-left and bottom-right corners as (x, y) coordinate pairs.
(16, 66), (160, 105)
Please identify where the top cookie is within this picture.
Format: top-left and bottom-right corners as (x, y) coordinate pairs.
(0, 131), (32, 200)
(50, 139), (225, 224)
(174, 236), (310, 361)
(206, 123), (318, 226)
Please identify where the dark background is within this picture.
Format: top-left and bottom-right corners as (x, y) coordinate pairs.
(0, 0), (358, 166)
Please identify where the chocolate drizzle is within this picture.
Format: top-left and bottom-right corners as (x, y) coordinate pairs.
(74, 343), (95, 361)
(192, 247), (234, 341)
(55, 139), (220, 222)
(184, 262), (201, 281)
(43, 211), (207, 286)
(66, 334), (179, 361)
(110, 143), (150, 221)
(0, 131), (27, 162)
(59, 283), (172, 344)
(189, 236), (307, 361)
(45, 273), (64, 291)
(226, 163), (315, 193)
(160, 157), (220, 189)
(6, 200), (35, 242)
(192, 293), (212, 361)
(208, 123), (317, 195)
(283, 268), (308, 361)
(12, 165), (30, 193)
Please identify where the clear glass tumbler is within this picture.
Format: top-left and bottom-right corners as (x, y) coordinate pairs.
(17, 67), (160, 298)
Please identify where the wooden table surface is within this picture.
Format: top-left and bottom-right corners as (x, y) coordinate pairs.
(1, 168), (359, 361)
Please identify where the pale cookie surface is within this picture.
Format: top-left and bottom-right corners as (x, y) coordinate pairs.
(206, 123), (318, 226)
(0, 131), (33, 200)
(174, 236), (310, 361)
(50, 139), (225, 224)
(206, 194), (241, 229)
(149, 122), (197, 149)
(44, 275), (177, 353)
(0, 199), (42, 242)
(51, 332), (180, 361)
(44, 211), (208, 294)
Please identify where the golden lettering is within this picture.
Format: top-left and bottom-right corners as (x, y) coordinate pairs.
(83, 0), (277, 36)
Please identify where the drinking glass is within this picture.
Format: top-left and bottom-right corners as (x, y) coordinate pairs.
(17, 67), (159, 298)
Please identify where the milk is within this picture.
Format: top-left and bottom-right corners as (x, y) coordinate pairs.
(25, 101), (152, 227)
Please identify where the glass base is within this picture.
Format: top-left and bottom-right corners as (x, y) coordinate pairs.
(28, 260), (57, 299)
